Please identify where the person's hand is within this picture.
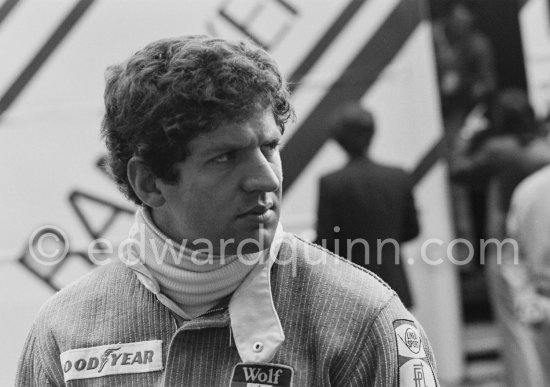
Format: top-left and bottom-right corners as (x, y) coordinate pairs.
(459, 104), (488, 141)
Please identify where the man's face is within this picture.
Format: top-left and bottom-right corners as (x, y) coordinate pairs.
(153, 107), (283, 255)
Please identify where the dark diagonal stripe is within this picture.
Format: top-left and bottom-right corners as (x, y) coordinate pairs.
(218, 9), (268, 49)
(69, 190), (133, 239)
(282, 0), (424, 190)
(411, 137), (447, 185)
(275, 0), (298, 15)
(288, 0), (369, 92)
(0, 0), (95, 117)
(0, 0), (21, 27)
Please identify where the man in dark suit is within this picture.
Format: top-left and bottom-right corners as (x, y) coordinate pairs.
(315, 103), (419, 308)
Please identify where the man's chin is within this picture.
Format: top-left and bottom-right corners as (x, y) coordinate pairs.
(231, 223), (277, 255)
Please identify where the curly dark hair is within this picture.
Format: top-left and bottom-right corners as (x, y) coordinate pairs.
(101, 35), (294, 205)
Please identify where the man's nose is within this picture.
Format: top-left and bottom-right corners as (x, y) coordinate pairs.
(241, 151), (281, 193)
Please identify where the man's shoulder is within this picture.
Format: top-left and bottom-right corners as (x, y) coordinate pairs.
(43, 260), (131, 306)
(509, 165), (550, 220)
(33, 260), (143, 334)
(276, 233), (398, 311)
(516, 164), (550, 196)
(273, 233), (421, 376)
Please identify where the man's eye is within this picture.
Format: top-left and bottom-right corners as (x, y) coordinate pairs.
(262, 141), (280, 155)
(212, 152), (234, 163)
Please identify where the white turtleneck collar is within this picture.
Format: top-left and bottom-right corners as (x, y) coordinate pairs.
(122, 207), (286, 362)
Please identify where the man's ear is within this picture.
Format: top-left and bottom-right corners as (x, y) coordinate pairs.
(127, 157), (165, 207)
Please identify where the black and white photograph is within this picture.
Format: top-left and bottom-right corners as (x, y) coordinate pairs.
(1, 0), (550, 385)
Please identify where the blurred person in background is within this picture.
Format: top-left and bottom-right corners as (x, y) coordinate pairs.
(315, 103), (419, 309)
(433, 1), (498, 276)
(503, 164), (550, 386)
(433, 1), (497, 123)
(451, 88), (550, 237)
(451, 88), (550, 386)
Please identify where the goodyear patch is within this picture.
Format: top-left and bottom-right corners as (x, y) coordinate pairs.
(393, 320), (437, 387)
(60, 340), (163, 382)
(230, 363), (293, 386)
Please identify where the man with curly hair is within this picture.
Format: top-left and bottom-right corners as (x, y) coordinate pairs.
(17, 35), (438, 386)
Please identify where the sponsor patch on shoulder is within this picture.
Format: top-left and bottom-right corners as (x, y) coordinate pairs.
(60, 340), (163, 382)
(393, 320), (437, 387)
(230, 362), (293, 387)
(394, 320), (426, 358)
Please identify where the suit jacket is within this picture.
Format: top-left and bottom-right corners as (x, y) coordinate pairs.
(315, 157), (419, 307)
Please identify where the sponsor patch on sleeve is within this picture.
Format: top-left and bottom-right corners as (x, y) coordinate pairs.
(393, 320), (437, 387)
(60, 340), (163, 382)
(229, 362), (293, 387)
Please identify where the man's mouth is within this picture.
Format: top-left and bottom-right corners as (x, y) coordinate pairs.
(238, 203), (276, 222)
